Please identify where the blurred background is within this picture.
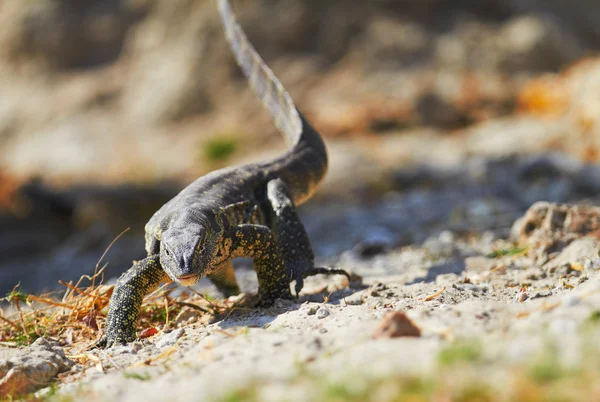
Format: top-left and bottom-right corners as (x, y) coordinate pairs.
(1, 0), (600, 295)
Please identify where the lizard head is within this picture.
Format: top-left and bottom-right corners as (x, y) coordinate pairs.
(159, 226), (216, 286)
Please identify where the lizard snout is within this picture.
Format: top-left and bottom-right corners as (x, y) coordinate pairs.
(176, 274), (199, 286)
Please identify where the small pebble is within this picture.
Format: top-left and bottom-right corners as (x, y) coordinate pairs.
(344, 295), (364, 305)
(131, 342), (144, 353)
(456, 283), (488, 293)
(155, 328), (185, 348)
(513, 288), (528, 303)
(369, 282), (388, 297)
(316, 306), (331, 319)
(109, 345), (138, 355)
(372, 311), (421, 339)
(307, 305), (319, 316)
(561, 294), (581, 307)
(174, 307), (202, 325)
(549, 318), (578, 337)
(584, 258), (600, 271)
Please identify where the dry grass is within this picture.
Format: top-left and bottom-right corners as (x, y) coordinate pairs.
(0, 232), (233, 354)
(0, 275), (236, 353)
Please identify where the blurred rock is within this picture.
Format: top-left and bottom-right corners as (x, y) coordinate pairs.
(122, 0), (219, 124)
(497, 14), (585, 73)
(423, 231), (460, 259)
(0, 0), (598, 182)
(372, 311), (421, 339)
(0, 180), (74, 260)
(316, 306), (331, 320)
(511, 0), (600, 46)
(550, 237), (600, 268)
(0, 338), (74, 397)
(359, 17), (432, 70)
(154, 328), (185, 349)
(0, 0), (145, 71)
(513, 201), (600, 264)
(1, 0), (600, 296)
(416, 92), (470, 129)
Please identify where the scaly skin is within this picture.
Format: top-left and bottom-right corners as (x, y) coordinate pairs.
(97, 0), (350, 348)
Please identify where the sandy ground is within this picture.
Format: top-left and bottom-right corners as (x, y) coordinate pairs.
(18, 208), (598, 401)
(2, 2), (600, 400)
(5, 136), (600, 401)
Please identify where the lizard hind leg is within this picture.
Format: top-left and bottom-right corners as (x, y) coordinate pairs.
(208, 260), (241, 297)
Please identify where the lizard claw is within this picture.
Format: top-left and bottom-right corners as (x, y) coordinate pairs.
(293, 273), (304, 297)
(92, 329), (136, 349)
(92, 336), (108, 349)
(304, 266), (351, 281)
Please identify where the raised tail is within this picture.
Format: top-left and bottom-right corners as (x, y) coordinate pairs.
(217, 0), (327, 203)
(217, 0), (301, 146)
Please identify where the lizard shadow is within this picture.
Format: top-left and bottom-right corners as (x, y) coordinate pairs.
(215, 283), (365, 330)
(216, 310), (279, 330)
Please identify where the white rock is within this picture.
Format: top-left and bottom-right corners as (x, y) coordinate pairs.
(154, 329), (185, 349)
(316, 306), (331, 319)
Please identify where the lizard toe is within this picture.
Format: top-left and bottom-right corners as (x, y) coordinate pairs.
(92, 337), (108, 350)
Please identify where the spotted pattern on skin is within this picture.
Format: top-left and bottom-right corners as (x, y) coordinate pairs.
(96, 0), (349, 348)
(231, 224), (292, 303)
(96, 255), (168, 348)
(208, 260), (240, 297)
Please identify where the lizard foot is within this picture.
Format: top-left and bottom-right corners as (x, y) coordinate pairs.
(232, 291), (292, 309)
(257, 287), (293, 308)
(92, 336), (129, 349)
(92, 337), (108, 349)
(92, 329), (136, 349)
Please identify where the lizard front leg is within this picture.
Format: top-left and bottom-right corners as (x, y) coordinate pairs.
(95, 255), (168, 348)
(266, 178), (350, 295)
(232, 224), (292, 305)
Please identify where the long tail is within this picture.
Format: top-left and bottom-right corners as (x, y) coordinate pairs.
(217, 0), (328, 204)
(217, 0), (301, 147)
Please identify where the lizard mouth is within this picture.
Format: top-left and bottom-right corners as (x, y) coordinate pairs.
(176, 274), (199, 286)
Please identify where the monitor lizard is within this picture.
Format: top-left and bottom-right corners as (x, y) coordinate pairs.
(97, 0), (350, 348)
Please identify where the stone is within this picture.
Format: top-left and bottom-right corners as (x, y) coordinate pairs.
(174, 307), (203, 326)
(372, 311), (421, 339)
(513, 202), (600, 264)
(584, 258), (600, 271)
(316, 306), (331, 319)
(550, 237), (600, 268)
(154, 329), (185, 349)
(465, 256), (497, 272)
(0, 338), (74, 397)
